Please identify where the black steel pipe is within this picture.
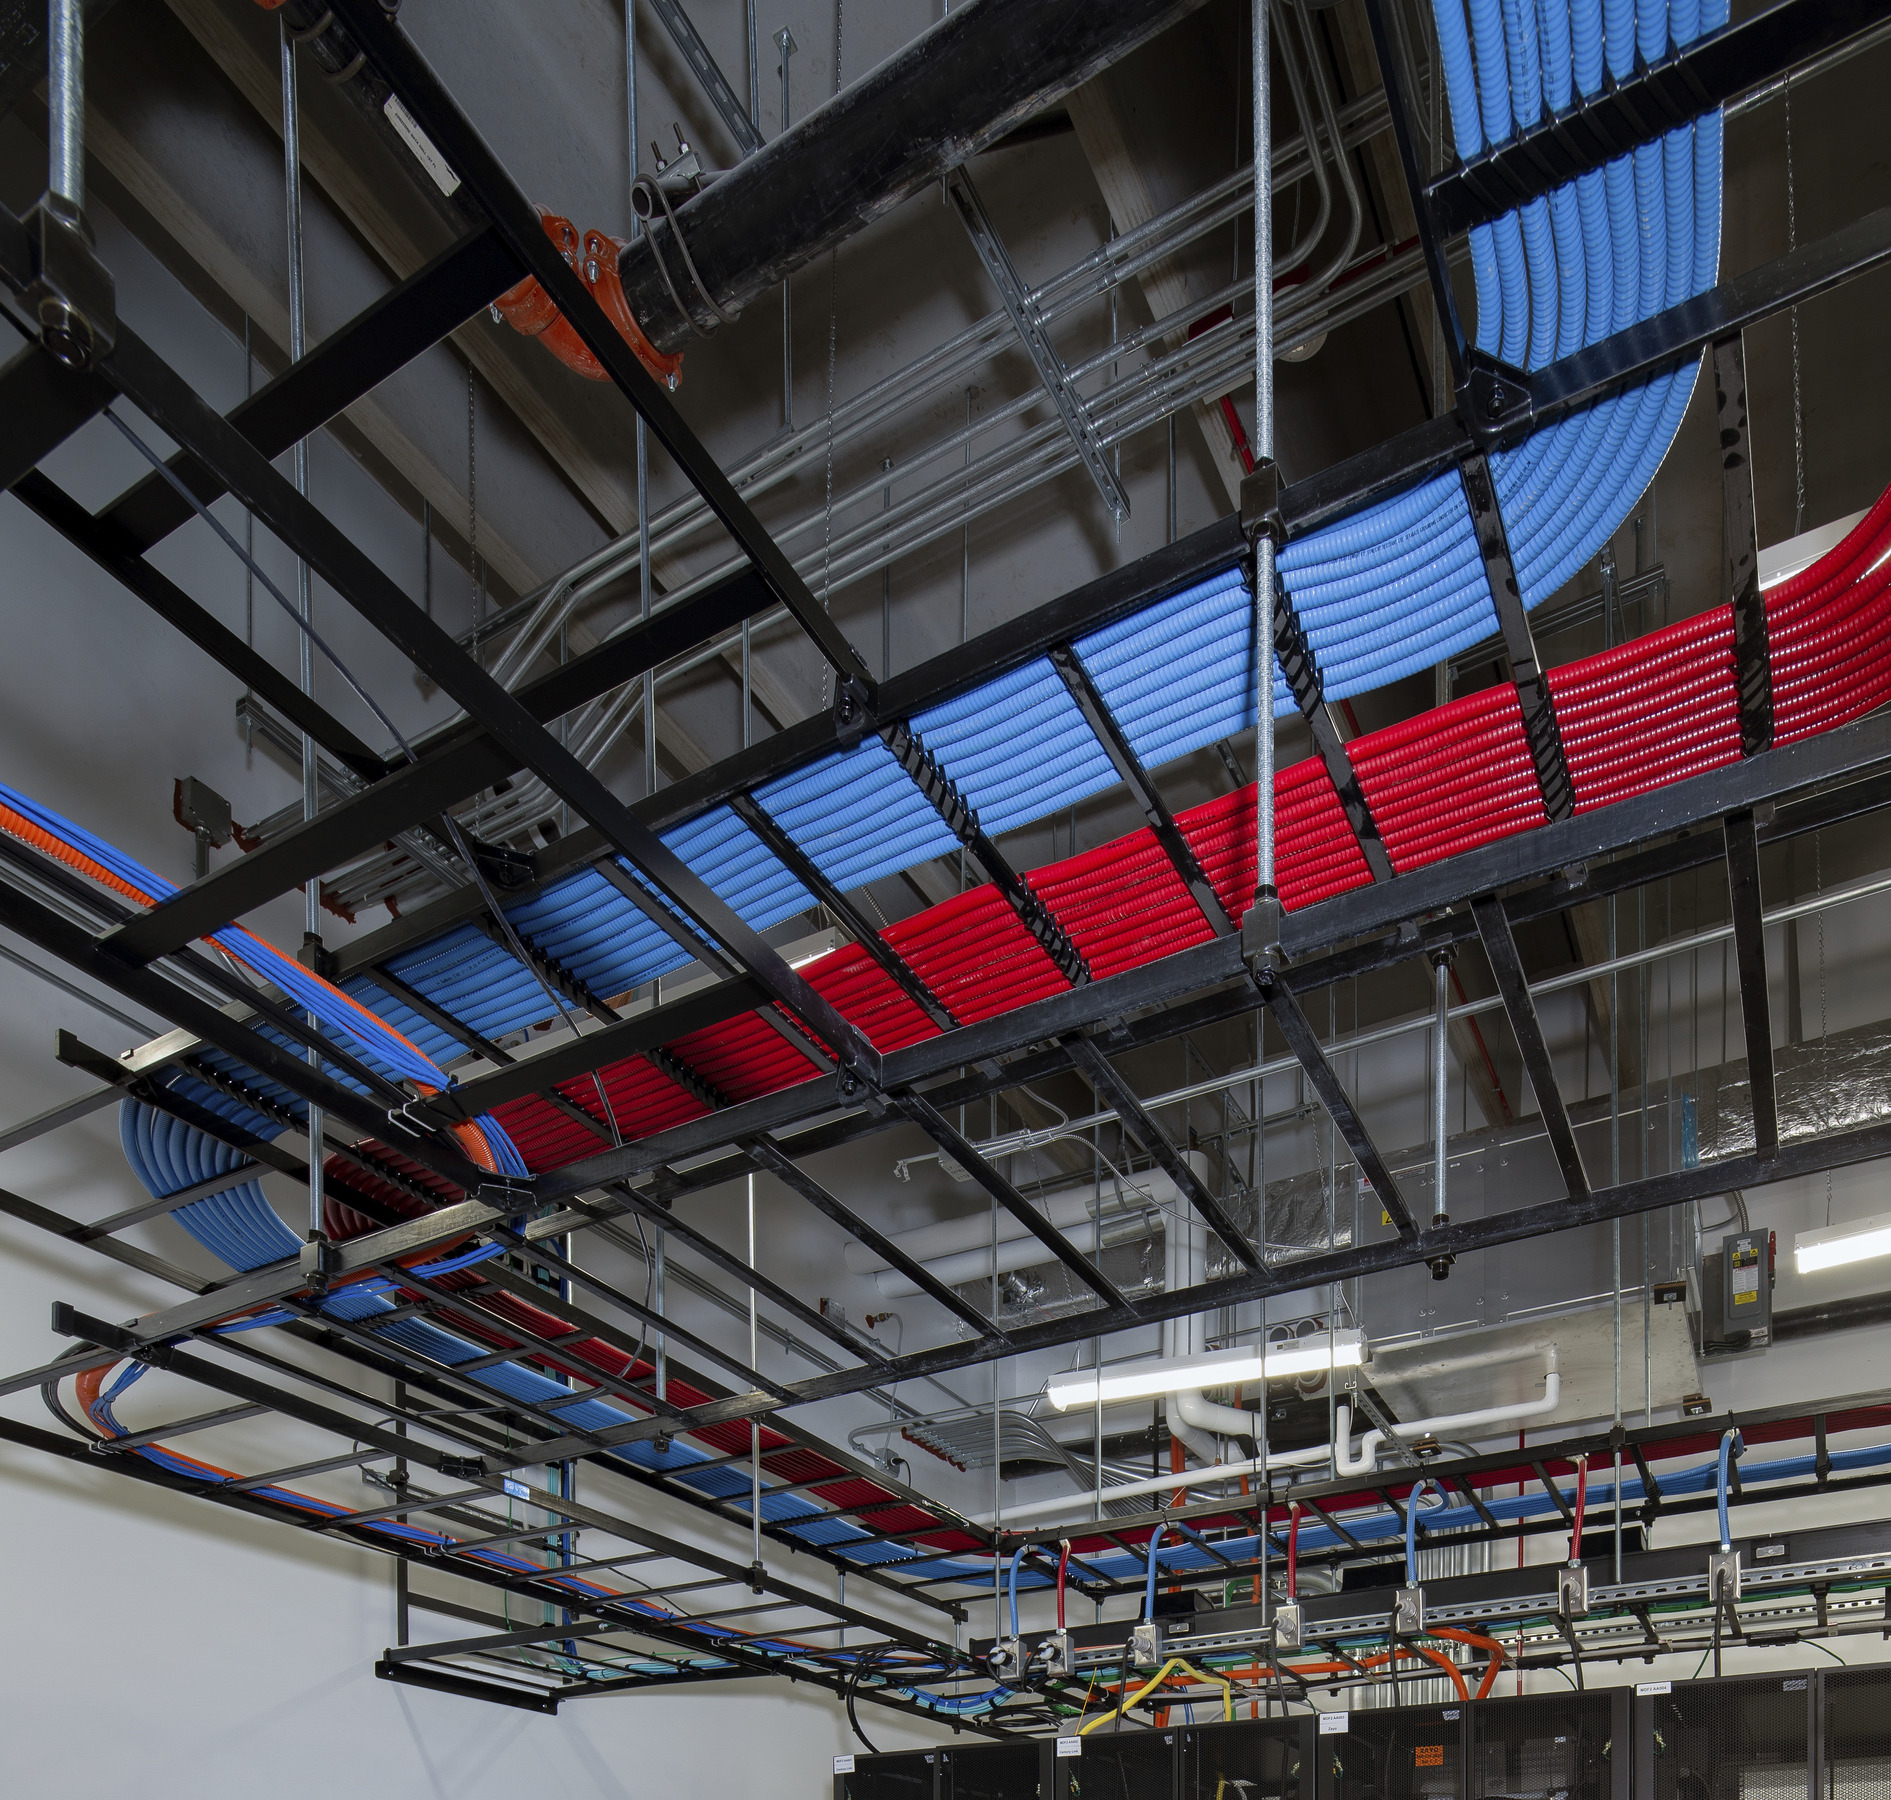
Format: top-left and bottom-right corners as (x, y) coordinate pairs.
(1774, 1289), (1891, 1340)
(617, 0), (1209, 353)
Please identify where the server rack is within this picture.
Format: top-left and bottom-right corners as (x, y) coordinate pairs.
(831, 1667), (1891, 1800)
(1471, 1688), (1628, 1800)
(1635, 1672), (1815, 1800)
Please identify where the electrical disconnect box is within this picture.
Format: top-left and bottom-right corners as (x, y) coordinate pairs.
(1690, 1227), (1776, 1354)
(1724, 1230), (1772, 1341)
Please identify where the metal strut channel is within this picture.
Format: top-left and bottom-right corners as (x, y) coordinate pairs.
(945, 168), (1130, 519)
(1270, 584), (1397, 882)
(1715, 332), (1773, 757)
(646, 0), (765, 160)
(740, 1134), (1005, 1338)
(891, 1089), (1131, 1311)
(11, 472), (391, 785)
(879, 718), (1091, 986)
(1360, 0), (1470, 391)
(1047, 645), (1236, 931)
(1282, 200), (1891, 542)
(100, 565), (776, 964)
(1461, 452), (1575, 821)
(98, 226), (521, 552)
(1724, 808), (1780, 1159)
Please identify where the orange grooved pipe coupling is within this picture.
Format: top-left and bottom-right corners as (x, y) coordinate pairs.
(491, 209), (684, 389)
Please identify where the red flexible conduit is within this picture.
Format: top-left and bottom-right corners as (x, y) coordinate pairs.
(483, 479), (1891, 1165)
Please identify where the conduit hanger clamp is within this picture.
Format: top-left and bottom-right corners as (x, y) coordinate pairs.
(1240, 458), (1285, 549)
(27, 197), (115, 371)
(833, 673), (876, 748)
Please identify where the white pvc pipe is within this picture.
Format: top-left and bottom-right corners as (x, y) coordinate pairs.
(1333, 1345), (1560, 1476)
(982, 1342), (1563, 1527)
(1171, 1388), (1260, 1442)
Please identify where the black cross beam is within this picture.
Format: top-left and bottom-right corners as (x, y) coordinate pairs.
(1724, 809), (1779, 1159)
(1047, 644), (1235, 933)
(1470, 894), (1588, 1200)
(1271, 583), (1397, 882)
(1255, 966), (1416, 1238)
(1461, 452), (1575, 822)
(1061, 1033), (1261, 1271)
(1715, 332), (1773, 758)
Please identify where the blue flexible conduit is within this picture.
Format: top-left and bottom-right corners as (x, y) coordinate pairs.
(1144, 1522), (1171, 1621)
(1718, 1427), (1745, 1548)
(1405, 1479), (1439, 1585)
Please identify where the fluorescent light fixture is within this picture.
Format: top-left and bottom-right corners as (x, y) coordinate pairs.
(1795, 1211), (1891, 1274)
(1044, 1332), (1365, 1412)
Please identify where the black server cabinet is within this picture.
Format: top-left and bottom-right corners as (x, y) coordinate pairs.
(1819, 1665), (1891, 1800)
(842, 1742), (1055, 1800)
(1317, 1699), (1467, 1800)
(1182, 1715), (1314, 1800)
(1063, 1723), (1178, 1800)
(841, 1748), (943, 1800)
(1634, 1673), (1815, 1800)
(1470, 1687), (1628, 1800)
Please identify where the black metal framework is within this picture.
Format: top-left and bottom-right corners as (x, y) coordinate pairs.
(1715, 333), (1774, 758)
(1461, 454), (1575, 822)
(4, 0), (1891, 1730)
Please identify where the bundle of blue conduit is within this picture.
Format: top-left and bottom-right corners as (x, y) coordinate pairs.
(1280, 0), (1724, 699)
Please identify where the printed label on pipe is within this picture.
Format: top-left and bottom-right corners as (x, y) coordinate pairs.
(384, 95), (462, 196)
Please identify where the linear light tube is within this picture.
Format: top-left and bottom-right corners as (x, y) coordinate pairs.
(1795, 1212), (1891, 1274)
(1043, 1332), (1364, 1412)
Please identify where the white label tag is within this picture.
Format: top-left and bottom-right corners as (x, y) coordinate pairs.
(1637, 1681), (1672, 1696)
(1320, 1711), (1350, 1735)
(1443, 1710), (1460, 1721)
(834, 1757), (856, 1775)
(1057, 1738), (1083, 1759)
(383, 95), (462, 195)
(502, 1477), (529, 1500)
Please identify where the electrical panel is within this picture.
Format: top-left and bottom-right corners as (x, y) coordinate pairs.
(1690, 1230), (1777, 1355)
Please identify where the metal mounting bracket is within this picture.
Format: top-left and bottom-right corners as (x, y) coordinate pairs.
(1459, 348), (1534, 444)
(27, 200), (116, 370)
